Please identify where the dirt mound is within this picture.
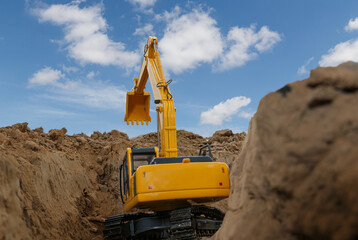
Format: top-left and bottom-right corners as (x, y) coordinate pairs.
(0, 123), (245, 239)
(0, 124), (131, 239)
(214, 62), (358, 240)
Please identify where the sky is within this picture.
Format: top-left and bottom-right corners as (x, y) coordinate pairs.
(1, 0), (358, 137)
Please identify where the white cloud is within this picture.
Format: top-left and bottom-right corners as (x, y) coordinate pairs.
(128, 0), (157, 9)
(134, 23), (154, 36)
(29, 67), (64, 86)
(297, 56), (314, 75)
(36, 108), (77, 116)
(319, 39), (358, 67)
(33, 3), (140, 68)
(29, 67), (76, 89)
(154, 6), (181, 22)
(29, 67), (126, 109)
(345, 17), (358, 32)
(44, 81), (127, 109)
(157, 7), (281, 74)
(217, 25), (281, 71)
(238, 111), (254, 119)
(62, 65), (79, 73)
(319, 18), (358, 67)
(255, 26), (282, 52)
(159, 9), (223, 74)
(86, 71), (96, 79)
(200, 96), (251, 125)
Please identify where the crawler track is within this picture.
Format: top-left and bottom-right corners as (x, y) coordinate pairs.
(103, 205), (224, 240)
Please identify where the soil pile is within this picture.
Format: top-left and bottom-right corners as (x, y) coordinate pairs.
(214, 62), (358, 240)
(0, 124), (245, 239)
(0, 125), (131, 240)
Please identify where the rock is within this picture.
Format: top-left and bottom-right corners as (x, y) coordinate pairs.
(87, 216), (105, 223)
(96, 157), (104, 165)
(214, 62), (358, 240)
(91, 131), (102, 140)
(212, 129), (233, 138)
(78, 135), (88, 143)
(109, 130), (129, 140)
(12, 122), (30, 133)
(33, 127), (44, 134)
(25, 140), (40, 151)
(48, 128), (67, 141)
(2, 139), (12, 147)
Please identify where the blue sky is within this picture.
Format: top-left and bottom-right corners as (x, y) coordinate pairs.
(1, 0), (358, 137)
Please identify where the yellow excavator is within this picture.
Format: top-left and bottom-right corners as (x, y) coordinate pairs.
(103, 37), (230, 239)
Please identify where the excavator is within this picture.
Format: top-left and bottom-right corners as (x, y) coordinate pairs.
(103, 36), (230, 239)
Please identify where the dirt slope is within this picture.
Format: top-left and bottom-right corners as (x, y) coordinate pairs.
(214, 62), (358, 240)
(0, 125), (131, 239)
(0, 124), (245, 239)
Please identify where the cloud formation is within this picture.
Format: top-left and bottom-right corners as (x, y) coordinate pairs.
(159, 9), (223, 74)
(33, 3), (140, 68)
(45, 81), (127, 109)
(200, 96), (251, 125)
(29, 67), (126, 109)
(319, 18), (358, 67)
(345, 17), (358, 32)
(32, 3), (281, 74)
(297, 56), (314, 75)
(319, 39), (358, 67)
(238, 111), (255, 119)
(158, 8), (281, 74)
(217, 25), (281, 71)
(134, 23), (154, 36)
(29, 67), (76, 89)
(128, 0), (157, 9)
(29, 67), (64, 86)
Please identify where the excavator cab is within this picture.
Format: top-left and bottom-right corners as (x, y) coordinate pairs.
(119, 147), (158, 204)
(124, 91), (151, 125)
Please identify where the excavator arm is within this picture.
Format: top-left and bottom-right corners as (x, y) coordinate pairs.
(124, 36), (177, 157)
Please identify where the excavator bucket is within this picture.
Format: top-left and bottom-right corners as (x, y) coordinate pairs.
(124, 92), (151, 125)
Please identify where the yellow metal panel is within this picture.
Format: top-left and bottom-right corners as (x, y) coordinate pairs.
(124, 162), (230, 211)
(125, 188), (230, 212)
(124, 92), (151, 125)
(136, 162), (229, 193)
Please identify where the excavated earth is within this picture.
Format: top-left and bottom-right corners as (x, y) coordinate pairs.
(0, 123), (245, 240)
(1, 62), (358, 240)
(214, 62), (358, 240)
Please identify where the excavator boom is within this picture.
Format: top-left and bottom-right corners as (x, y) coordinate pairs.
(124, 36), (177, 157)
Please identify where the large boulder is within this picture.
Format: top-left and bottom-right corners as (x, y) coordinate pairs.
(214, 62), (358, 240)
